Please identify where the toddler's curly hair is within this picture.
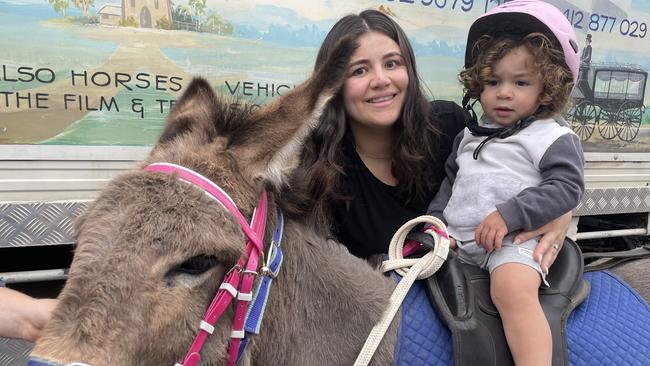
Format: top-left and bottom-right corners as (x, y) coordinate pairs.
(460, 32), (574, 118)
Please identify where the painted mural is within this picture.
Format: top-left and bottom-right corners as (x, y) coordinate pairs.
(0, 0), (648, 152)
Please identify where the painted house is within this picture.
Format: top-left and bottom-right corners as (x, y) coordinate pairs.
(97, 5), (122, 26)
(122, 0), (173, 28)
(96, 0), (172, 28)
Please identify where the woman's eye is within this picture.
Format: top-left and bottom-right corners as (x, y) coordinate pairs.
(351, 67), (366, 77)
(385, 58), (403, 69)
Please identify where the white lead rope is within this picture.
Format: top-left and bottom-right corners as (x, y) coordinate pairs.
(354, 215), (450, 366)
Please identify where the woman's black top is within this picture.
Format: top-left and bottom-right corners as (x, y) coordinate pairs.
(331, 100), (468, 258)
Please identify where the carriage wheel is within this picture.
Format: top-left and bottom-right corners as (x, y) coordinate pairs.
(567, 101), (596, 141)
(616, 101), (643, 142)
(597, 108), (619, 140)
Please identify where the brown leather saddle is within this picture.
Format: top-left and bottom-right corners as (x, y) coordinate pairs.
(424, 238), (589, 366)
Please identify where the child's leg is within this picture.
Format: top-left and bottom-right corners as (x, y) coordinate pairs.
(491, 263), (551, 366)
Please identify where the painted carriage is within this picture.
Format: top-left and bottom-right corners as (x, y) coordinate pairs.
(567, 64), (647, 142)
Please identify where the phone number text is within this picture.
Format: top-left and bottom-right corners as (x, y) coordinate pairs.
(565, 8), (646, 39)
(387, 0), (647, 39)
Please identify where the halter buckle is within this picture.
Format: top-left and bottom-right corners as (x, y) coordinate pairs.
(260, 266), (273, 278)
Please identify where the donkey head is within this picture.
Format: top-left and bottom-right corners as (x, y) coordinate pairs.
(30, 38), (356, 365)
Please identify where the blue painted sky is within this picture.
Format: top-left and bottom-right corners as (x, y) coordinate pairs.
(631, 0), (650, 12)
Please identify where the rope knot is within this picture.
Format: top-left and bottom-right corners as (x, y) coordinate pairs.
(354, 215), (451, 366)
(380, 215), (451, 278)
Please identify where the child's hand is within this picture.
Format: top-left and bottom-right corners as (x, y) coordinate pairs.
(449, 237), (457, 249)
(475, 210), (508, 251)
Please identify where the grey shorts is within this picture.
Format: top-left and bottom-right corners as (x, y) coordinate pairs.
(455, 233), (549, 287)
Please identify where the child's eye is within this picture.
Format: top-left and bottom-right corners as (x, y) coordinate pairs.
(485, 79), (498, 86)
(516, 80), (530, 86)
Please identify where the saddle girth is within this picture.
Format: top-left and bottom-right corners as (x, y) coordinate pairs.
(583, 244), (650, 271)
(424, 238), (589, 366)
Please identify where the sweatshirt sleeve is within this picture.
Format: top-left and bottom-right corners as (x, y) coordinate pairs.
(496, 133), (585, 231)
(427, 130), (465, 222)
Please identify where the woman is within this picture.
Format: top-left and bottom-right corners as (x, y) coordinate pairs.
(284, 9), (570, 272)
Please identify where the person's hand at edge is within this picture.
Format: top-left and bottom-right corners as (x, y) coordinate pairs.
(0, 287), (57, 342)
(513, 211), (572, 274)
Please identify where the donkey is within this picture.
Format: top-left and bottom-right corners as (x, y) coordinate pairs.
(30, 36), (649, 366)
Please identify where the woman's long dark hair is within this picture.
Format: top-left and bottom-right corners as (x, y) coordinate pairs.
(282, 9), (440, 226)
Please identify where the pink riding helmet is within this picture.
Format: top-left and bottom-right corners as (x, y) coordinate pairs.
(464, 0), (580, 83)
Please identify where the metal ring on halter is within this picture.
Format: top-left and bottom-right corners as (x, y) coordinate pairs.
(260, 266), (277, 278)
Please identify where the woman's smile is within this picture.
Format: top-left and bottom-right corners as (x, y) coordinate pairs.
(367, 93), (397, 106)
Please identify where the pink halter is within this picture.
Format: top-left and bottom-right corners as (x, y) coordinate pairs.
(144, 162), (267, 366)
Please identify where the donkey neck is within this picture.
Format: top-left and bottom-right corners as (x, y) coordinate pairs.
(252, 219), (398, 365)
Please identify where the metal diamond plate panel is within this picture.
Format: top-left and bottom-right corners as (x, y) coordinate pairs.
(0, 338), (32, 366)
(0, 202), (87, 248)
(0, 188), (648, 248)
(575, 187), (650, 216)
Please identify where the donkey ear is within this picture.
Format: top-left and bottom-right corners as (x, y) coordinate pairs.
(229, 36), (357, 187)
(158, 78), (220, 145)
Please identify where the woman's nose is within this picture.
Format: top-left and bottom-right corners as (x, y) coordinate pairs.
(370, 69), (390, 88)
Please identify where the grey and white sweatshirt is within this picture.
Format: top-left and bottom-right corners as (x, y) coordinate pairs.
(427, 116), (585, 242)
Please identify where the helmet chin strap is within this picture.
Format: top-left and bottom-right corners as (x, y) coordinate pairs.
(462, 93), (537, 160)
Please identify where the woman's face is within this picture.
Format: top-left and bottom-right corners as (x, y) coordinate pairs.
(343, 31), (409, 132)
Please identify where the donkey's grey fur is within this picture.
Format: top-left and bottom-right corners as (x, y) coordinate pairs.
(32, 36), (398, 366)
(610, 258), (650, 301)
(31, 34), (649, 365)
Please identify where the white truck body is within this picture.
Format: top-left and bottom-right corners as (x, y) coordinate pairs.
(1, 0), (649, 253)
(0, 1), (649, 363)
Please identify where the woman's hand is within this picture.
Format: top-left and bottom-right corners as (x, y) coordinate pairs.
(513, 211), (572, 274)
(0, 288), (57, 342)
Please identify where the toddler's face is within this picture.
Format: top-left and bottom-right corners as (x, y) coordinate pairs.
(479, 46), (543, 127)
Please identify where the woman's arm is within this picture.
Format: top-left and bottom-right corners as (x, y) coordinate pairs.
(0, 287), (57, 342)
(513, 211), (572, 274)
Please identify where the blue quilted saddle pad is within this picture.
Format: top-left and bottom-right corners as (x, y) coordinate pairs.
(393, 270), (650, 366)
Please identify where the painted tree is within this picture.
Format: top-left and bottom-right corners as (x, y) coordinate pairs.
(48, 0), (69, 17)
(72, 0), (94, 17)
(203, 13), (233, 35)
(174, 5), (193, 22)
(188, 0), (206, 28)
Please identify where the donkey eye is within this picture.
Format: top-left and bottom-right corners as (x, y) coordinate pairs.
(168, 255), (220, 276)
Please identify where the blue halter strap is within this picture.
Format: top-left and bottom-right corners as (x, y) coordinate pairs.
(236, 208), (285, 362)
